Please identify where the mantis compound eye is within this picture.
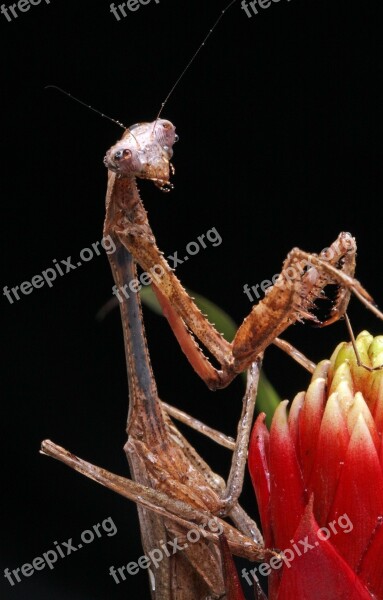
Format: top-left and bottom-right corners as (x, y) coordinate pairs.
(114, 149), (132, 161)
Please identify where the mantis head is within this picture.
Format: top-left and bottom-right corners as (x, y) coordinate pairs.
(104, 119), (178, 191)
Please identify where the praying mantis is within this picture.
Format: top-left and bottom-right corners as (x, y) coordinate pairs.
(39, 3), (383, 598)
(41, 115), (383, 599)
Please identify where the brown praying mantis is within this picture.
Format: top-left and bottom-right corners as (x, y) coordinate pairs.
(41, 116), (383, 599)
(40, 3), (383, 598)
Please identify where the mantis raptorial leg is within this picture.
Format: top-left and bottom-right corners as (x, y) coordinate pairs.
(103, 120), (383, 391)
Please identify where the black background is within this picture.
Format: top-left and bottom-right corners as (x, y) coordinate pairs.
(1, 0), (383, 598)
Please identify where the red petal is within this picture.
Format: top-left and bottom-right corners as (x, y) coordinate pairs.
(276, 500), (372, 600)
(328, 414), (383, 569)
(298, 373), (326, 483)
(288, 391), (305, 462)
(269, 401), (305, 550)
(347, 392), (380, 453)
(218, 535), (246, 600)
(308, 391), (350, 524)
(358, 517), (383, 598)
(249, 413), (272, 546)
(373, 376), (383, 439)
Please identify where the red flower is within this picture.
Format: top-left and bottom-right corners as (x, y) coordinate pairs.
(249, 332), (383, 599)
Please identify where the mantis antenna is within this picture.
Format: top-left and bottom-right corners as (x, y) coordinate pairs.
(45, 0), (239, 131)
(155, 0), (238, 120)
(44, 85), (126, 130)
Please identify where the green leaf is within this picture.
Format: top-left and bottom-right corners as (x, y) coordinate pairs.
(256, 374), (281, 426)
(140, 286), (280, 425)
(140, 285), (163, 314)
